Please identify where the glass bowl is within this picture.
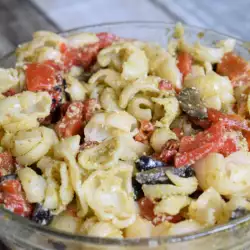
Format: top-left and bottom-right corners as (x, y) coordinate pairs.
(1, 21), (250, 250)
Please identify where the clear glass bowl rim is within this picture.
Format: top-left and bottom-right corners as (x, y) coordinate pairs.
(0, 21), (250, 247)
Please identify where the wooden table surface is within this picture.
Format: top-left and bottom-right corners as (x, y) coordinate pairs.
(0, 0), (250, 249)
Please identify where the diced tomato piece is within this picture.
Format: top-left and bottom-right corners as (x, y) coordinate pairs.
(0, 152), (14, 177)
(55, 102), (84, 138)
(188, 117), (211, 129)
(140, 120), (154, 132)
(26, 60), (63, 112)
(0, 180), (32, 217)
(158, 80), (173, 90)
(62, 33), (118, 71)
(134, 133), (147, 144)
(66, 203), (78, 217)
(62, 44), (100, 70)
(1, 179), (20, 194)
(60, 102), (71, 117)
(179, 121), (225, 153)
(138, 197), (183, 225)
(44, 60), (63, 72)
(65, 44), (99, 70)
(26, 62), (60, 91)
(217, 52), (250, 87)
(158, 139), (179, 163)
(159, 149), (178, 163)
(79, 43), (100, 69)
(175, 122), (225, 167)
(59, 42), (68, 54)
(2, 88), (16, 97)
(175, 142), (220, 167)
(177, 51), (192, 79)
(167, 214), (183, 224)
(96, 32), (119, 48)
(134, 120), (154, 144)
(219, 137), (237, 157)
(138, 197), (156, 221)
(82, 98), (99, 122)
(179, 135), (195, 153)
(243, 131), (250, 150)
(175, 120), (243, 167)
(208, 108), (250, 132)
(172, 127), (183, 139)
(62, 48), (80, 69)
(153, 214), (183, 226)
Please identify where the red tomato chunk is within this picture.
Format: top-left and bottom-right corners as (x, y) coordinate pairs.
(138, 197), (183, 225)
(0, 152), (15, 177)
(177, 51), (192, 79)
(62, 32), (119, 71)
(219, 137), (237, 157)
(217, 52), (250, 87)
(2, 88), (16, 97)
(0, 180), (32, 217)
(157, 139), (179, 163)
(175, 121), (225, 167)
(55, 102), (84, 138)
(158, 80), (173, 90)
(134, 120), (154, 144)
(82, 98), (99, 122)
(207, 108), (250, 132)
(26, 62), (59, 91)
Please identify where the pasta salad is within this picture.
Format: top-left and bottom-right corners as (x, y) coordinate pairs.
(0, 23), (250, 238)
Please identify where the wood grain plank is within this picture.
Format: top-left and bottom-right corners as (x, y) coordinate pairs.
(0, 0), (61, 246)
(0, 0), (60, 58)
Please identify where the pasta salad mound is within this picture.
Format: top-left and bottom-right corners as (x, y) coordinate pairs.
(1, 23), (250, 238)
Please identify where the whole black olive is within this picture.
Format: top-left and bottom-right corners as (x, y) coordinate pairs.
(132, 177), (144, 200)
(31, 203), (53, 226)
(230, 208), (248, 220)
(0, 174), (17, 184)
(135, 156), (166, 171)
